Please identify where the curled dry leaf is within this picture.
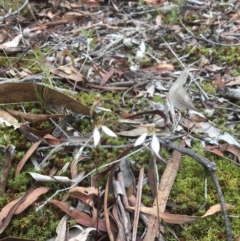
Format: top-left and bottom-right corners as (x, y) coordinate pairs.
(0, 187), (49, 228)
(169, 69), (197, 111)
(28, 172), (72, 183)
(0, 110), (22, 129)
(15, 140), (42, 177)
(2, 34), (22, 48)
(6, 108), (65, 123)
(43, 134), (61, 146)
(219, 143), (240, 162)
(55, 215), (68, 241)
(68, 228), (96, 241)
(128, 203), (232, 224)
(202, 203), (232, 217)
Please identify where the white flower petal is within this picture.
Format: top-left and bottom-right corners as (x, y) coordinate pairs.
(93, 127), (101, 146)
(94, 106), (112, 113)
(134, 132), (148, 147)
(151, 133), (160, 155)
(102, 125), (117, 137)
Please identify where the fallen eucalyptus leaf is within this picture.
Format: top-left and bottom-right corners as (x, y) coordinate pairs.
(169, 69), (197, 111)
(68, 228), (96, 241)
(0, 110), (22, 129)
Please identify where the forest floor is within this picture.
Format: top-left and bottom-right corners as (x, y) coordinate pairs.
(0, 0), (240, 241)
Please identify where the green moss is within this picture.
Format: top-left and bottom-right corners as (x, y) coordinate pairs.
(185, 46), (240, 76)
(1, 207), (61, 241)
(152, 94), (165, 104)
(142, 194), (153, 207)
(199, 81), (217, 95)
(164, 142), (240, 240)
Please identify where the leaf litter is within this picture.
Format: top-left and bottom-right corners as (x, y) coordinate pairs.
(0, 0), (240, 241)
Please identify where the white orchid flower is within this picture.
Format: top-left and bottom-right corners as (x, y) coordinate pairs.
(93, 125), (117, 147)
(134, 125), (161, 158)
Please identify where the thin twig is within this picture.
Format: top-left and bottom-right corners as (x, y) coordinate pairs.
(35, 146), (145, 211)
(0, 0), (29, 20)
(158, 138), (233, 241)
(159, 35), (209, 100)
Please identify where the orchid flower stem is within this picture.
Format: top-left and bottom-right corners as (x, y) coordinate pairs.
(153, 154), (160, 232)
(94, 146), (100, 240)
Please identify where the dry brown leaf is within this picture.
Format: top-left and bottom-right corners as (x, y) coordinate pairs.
(15, 140), (42, 177)
(0, 110), (22, 129)
(155, 15), (162, 26)
(101, 68), (115, 85)
(0, 187), (48, 234)
(219, 143), (240, 162)
(143, 62), (174, 73)
(129, 206), (197, 224)
(129, 203), (232, 224)
(132, 168), (144, 241)
(169, 69), (197, 111)
(43, 134), (61, 146)
(49, 200), (115, 233)
(69, 186), (99, 196)
(2, 34), (22, 48)
(112, 204), (125, 240)
(104, 176), (114, 241)
(6, 108), (65, 123)
(204, 145), (224, 157)
(45, 61), (83, 82)
(202, 203), (232, 217)
(15, 187), (50, 214)
(225, 76), (240, 86)
(144, 140), (185, 241)
(18, 124), (54, 143)
(70, 157), (86, 178)
(0, 83), (90, 116)
(68, 228), (96, 241)
(118, 127), (147, 137)
(49, 200), (90, 220)
(215, 74), (224, 90)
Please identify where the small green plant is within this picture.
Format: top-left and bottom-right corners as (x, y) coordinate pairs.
(80, 28), (98, 51)
(33, 48), (54, 88)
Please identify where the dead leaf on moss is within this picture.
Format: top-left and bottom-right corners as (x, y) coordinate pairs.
(0, 83), (90, 116)
(169, 69), (197, 111)
(68, 227), (96, 241)
(55, 215), (68, 241)
(6, 108), (65, 123)
(1, 34), (22, 48)
(49, 200), (117, 233)
(15, 140), (42, 177)
(128, 203), (232, 224)
(0, 186), (47, 234)
(204, 145), (224, 157)
(43, 134), (61, 146)
(45, 61), (83, 82)
(219, 143), (240, 162)
(202, 203), (232, 217)
(0, 110), (22, 129)
(69, 186), (99, 196)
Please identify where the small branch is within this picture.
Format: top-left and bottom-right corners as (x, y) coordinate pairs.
(0, 0), (29, 20)
(159, 35), (209, 100)
(35, 146), (144, 211)
(209, 171), (233, 241)
(158, 138), (233, 241)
